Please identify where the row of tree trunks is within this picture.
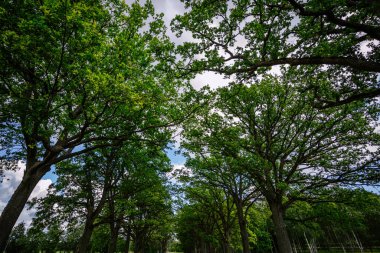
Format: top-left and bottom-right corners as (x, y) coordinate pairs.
(124, 226), (132, 253)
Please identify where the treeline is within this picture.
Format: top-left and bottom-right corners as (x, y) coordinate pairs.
(175, 79), (380, 253)
(176, 187), (380, 253)
(6, 145), (175, 253)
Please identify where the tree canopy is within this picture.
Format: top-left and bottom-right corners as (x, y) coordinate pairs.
(0, 0), (191, 249)
(172, 0), (380, 107)
(1, 1), (380, 253)
(180, 77), (380, 253)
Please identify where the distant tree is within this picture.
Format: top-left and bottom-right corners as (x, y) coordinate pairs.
(31, 149), (119, 253)
(183, 155), (259, 253)
(187, 185), (238, 253)
(26, 222), (63, 253)
(131, 178), (173, 253)
(104, 146), (172, 253)
(176, 203), (221, 253)
(173, 0), (380, 107)
(31, 144), (171, 253)
(285, 188), (380, 251)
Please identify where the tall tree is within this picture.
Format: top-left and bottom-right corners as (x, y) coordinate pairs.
(104, 145), (172, 253)
(0, 0), (188, 248)
(172, 0), (380, 107)
(31, 149), (121, 253)
(130, 175), (173, 253)
(184, 156), (258, 253)
(31, 143), (171, 253)
(181, 77), (379, 253)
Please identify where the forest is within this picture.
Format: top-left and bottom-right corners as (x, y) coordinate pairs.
(0, 0), (379, 253)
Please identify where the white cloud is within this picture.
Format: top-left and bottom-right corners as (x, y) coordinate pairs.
(191, 72), (230, 90)
(0, 161), (52, 227)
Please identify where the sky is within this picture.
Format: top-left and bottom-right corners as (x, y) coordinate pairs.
(0, 162), (52, 227)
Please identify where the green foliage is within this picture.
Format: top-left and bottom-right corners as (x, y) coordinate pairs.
(2, 1), (380, 253)
(0, 0), (187, 167)
(286, 188), (380, 250)
(183, 77), (379, 205)
(173, 0), (380, 107)
(0, 1), (192, 246)
(180, 75), (379, 252)
(5, 223), (29, 253)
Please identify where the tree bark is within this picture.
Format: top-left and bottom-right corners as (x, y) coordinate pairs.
(0, 167), (47, 252)
(161, 238), (168, 253)
(76, 218), (95, 253)
(134, 232), (144, 253)
(269, 201), (293, 253)
(107, 220), (121, 253)
(124, 227), (131, 253)
(235, 199), (251, 253)
(222, 241), (232, 253)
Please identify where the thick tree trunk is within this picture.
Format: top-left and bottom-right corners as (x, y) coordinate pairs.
(76, 218), (95, 253)
(235, 199), (251, 253)
(269, 201), (293, 253)
(0, 167), (46, 252)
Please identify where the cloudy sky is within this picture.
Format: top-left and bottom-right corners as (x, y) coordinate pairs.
(151, 0), (231, 90)
(0, 162), (52, 227)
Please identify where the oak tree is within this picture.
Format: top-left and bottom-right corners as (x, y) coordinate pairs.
(181, 77), (379, 253)
(172, 0), (380, 107)
(0, 0), (187, 248)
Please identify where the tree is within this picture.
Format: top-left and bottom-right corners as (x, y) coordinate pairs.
(4, 223), (28, 253)
(285, 188), (380, 252)
(32, 149), (122, 253)
(26, 222), (63, 253)
(104, 145), (172, 253)
(187, 185), (238, 253)
(129, 175), (173, 253)
(176, 202), (224, 253)
(31, 143), (171, 253)
(181, 77), (379, 253)
(172, 0), (380, 107)
(184, 155), (259, 253)
(0, 0), (188, 248)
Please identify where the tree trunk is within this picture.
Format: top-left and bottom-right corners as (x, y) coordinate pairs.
(76, 218), (95, 253)
(0, 167), (46, 252)
(134, 233), (144, 253)
(235, 199), (251, 253)
(124, 227), (131, 253)
(107, 220), (121, 253)
(161, 238), (168, 253)
(222, 241), (232, 253)
(269, 201), (293, 253)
